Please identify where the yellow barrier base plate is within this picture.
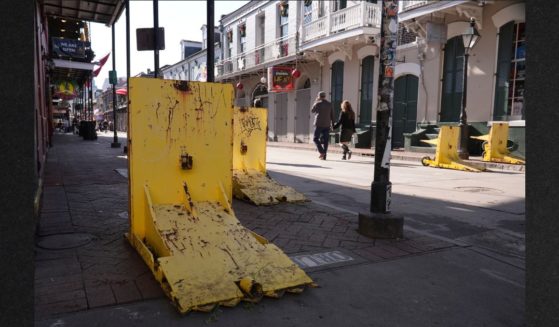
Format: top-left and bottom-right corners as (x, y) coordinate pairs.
(233, 170), (308, 205)
(130, 200), (313, 313)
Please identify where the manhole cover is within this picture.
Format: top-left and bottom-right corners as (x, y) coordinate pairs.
(454, 186), (504, 194)
(37, 233), (94, 250)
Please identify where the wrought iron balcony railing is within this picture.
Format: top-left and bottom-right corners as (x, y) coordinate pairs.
(301, 2), (381, 43)
(216, 34), (297, 79)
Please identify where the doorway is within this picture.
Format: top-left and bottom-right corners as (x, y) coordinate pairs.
(295, 79), (311, 143)
(331, 60), (344, 118)
(440, 36), (465, 122)
(392, 74), (418, 148)
(274, 92), (288, 142)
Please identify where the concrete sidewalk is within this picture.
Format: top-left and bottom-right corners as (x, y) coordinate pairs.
(267, 141), (525, 172)
(35, 132), (524, 326)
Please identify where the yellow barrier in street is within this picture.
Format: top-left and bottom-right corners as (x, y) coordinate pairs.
(127, 78), (313, 314)
(471, 122), (525, 165)
(421, 125), (486, 172)
(232, 107), (307, 205)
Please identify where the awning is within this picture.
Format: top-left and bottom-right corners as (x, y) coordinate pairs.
(50, 59), (95, 85)
(52, 59), (95, 71)
(42, 0), (125, 27)
(116, 88), (128, 95)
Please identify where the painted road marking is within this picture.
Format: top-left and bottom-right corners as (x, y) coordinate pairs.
(290, 250), (354, 269)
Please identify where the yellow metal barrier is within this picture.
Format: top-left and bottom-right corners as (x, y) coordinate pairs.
(127, 78), (313, 314)
(420, 125), (486, 172)
(232, 107), (307, 205)
(471, 122), (525, 165)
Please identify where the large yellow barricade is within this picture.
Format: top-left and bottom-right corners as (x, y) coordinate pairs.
(126, 78), (313, 314)
(232, 107), (307, 205)
(421, 125), (486, 172)
(471, 122), (525, 165)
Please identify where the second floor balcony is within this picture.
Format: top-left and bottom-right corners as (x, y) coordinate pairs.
(301, 2), (381, 44)
(400, 0), (430, 12)
(216, 33), (297, 80)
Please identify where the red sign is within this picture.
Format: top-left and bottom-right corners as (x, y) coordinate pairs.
(268, 66), (294, 92)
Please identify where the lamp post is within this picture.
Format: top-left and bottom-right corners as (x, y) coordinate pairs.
(458, 17), (480, 160)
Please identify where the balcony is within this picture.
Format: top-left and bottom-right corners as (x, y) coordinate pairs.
(301, 2), (381, 44)
(216, 34), (297, 80)
(400, 0), (430, 12)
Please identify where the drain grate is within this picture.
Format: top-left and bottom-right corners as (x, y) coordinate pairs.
(37, 233), (94, 250)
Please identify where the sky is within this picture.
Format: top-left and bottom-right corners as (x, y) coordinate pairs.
(90, 1), (248, 90)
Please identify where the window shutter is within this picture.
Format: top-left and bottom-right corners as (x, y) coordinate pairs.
(493, 21), (514, 120)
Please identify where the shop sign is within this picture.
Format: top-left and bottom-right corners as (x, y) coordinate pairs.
(267, 66), (294, 92)
(52, 37), (87, 58)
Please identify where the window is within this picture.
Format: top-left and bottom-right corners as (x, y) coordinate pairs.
(279, 3), (289, 57)
(333, 0), (347, 12)
(280, 14), (289, 38)
(303, 1), (312, 25)
(493, 21), (525, 120)
(239, 24), (246, 53)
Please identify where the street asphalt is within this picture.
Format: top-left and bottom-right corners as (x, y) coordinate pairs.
(35, 132), (525, 327)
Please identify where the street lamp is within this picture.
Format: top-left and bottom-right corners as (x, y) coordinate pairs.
(458, 17), (480, 160)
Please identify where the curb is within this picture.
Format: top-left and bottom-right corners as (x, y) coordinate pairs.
(266, 143), (525, 173)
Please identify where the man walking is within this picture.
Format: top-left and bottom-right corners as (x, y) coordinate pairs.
(311, 91), (334, 160)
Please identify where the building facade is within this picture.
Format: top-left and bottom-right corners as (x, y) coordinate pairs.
(395, 0), (525, 156)
(216, 0), (382, 145)
(162, 26), (221, 81)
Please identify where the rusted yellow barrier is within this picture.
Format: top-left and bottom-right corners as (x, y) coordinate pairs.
(471, 122), (525, 165)
(232, 107), (307, 205)
(126, 78), (313, 314)
(421, 125), (486, 172)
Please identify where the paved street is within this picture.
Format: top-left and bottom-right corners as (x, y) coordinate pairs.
(35, 132), (525, 327)
(266, 147), (525, 267)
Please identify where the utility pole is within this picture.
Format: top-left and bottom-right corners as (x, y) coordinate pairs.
(207, 0), (215, 82)
(111, 23), (121, 148)
(358, 0), (404, 239)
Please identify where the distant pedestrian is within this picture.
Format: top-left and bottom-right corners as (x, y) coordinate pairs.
(334, 100), (356, 160)
(311, 91), (334, 160)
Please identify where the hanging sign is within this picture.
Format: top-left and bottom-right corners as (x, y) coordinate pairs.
(52, 37), (87, 59)
(267, 66), (294, 92)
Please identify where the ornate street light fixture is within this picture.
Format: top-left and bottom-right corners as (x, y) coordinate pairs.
(458, 17), (480, 159)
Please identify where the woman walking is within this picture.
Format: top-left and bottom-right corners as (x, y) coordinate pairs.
(334, 100), (356, 160)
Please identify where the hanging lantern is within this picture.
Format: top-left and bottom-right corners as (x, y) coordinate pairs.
(291, 69), (301, 79)
(236, 82), (244, 90)
(279, 1), (289, 17)
(260, 76), (267, 84)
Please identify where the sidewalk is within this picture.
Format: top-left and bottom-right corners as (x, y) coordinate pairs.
(267, 141), (525, 172)
(35, 132), (524, 326)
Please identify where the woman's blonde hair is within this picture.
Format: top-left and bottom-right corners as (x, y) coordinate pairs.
(341, 100), (355, 120)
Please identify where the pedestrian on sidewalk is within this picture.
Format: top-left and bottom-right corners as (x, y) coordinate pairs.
(334, 100), (356, 160)
(311, 91), (334, 160)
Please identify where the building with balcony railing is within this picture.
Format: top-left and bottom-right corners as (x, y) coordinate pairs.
(392, 0), (525, 157)
(162, 26), (222, 81)
(213, 0), (382, 145)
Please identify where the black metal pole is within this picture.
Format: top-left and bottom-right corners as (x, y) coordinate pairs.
(111, 23), (120, 148)
(358, 0), (403, 239)
(458, 51), (470, 159)
(125, 0), (130, 153)
(126, 0), (131, 81)
(207, 0), (215, 82)
(153, 0), (159, 78)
